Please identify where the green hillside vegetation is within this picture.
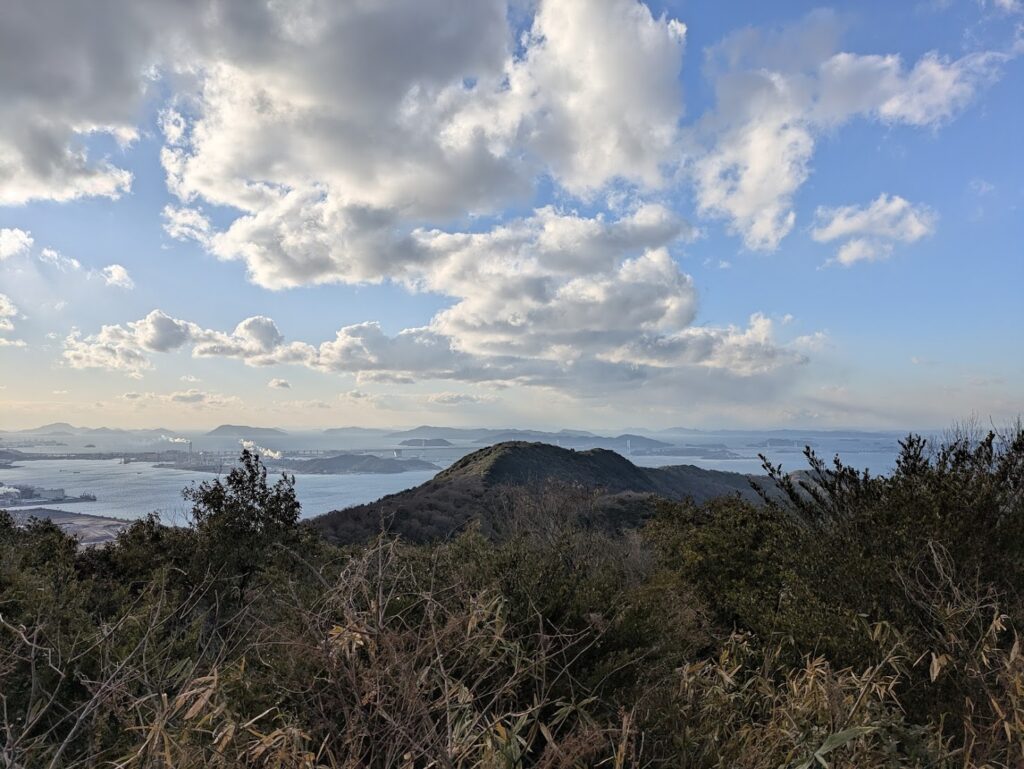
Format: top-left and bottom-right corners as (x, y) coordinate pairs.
(313, 441), (763, 544)
(2, 426), (1024, 767)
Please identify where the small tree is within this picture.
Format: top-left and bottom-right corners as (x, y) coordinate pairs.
(184, 448), (300, 592)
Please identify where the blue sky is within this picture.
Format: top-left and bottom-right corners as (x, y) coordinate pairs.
(0, 0), (1021, 430)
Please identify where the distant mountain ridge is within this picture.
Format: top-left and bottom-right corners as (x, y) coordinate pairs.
(471, 431), (671, 451)
(275, 455), (438, 474)
(206, 425), (288, 438)
(8, 424), (182, 437)
(23, 422), (78, 434)
(312, 441), (765, 545)
(322, 427), (391, 437)
(385, 426), (515, 441)
(383, 425), (671, 452)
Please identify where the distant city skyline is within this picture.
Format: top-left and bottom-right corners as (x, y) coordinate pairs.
(1, 0), (1022, 431)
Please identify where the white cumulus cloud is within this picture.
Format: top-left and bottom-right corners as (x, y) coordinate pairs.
(812, 194), (937, 266)
(38, 248), (81, 272)
(0, 293), (26, 347)
(0, 293), (18, 331)
(0, 228), (33, 260)
(101, 264), (135, 289)
(690, 11), (1014, 250)
(423, 392), (497, 406)
(9, 1), (1011, 416)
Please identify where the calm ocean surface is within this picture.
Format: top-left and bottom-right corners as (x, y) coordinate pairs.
(0, 459), (438, 522)
(629, 450), (900, 476)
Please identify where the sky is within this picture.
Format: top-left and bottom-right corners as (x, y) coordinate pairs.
(0, 0), (1022, 431)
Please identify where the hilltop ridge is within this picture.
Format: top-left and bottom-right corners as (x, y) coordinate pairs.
(312, 441), (763, 544)
(436, 441), (658, 489)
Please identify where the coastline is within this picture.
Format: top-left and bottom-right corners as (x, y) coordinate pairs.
(5, 507), (129, 546)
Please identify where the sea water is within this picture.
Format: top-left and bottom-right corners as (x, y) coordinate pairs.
(0, 459), (438, 522)
(0, 436), (905, 523)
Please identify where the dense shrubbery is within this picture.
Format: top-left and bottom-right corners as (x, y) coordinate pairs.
(2, 428), (1024, 767)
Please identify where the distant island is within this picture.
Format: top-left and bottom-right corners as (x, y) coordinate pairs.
(205, 424), (288, 439)
(22, 421), (78, 434)
(631, 445), (742, 459)
(747, 438), (803, 448)
(322, 427), (390, 437)
(7, 423), (177, 438)
(274, 454), (439, 475)
(0, 449), (24, 468)
(383, 426), (675, 453)
(387, 426), (599, 442)
(155, 453), (439, 475)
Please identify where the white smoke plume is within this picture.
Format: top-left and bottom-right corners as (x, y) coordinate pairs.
(239, 439), (283, 460)
(160, 435), (192, 444)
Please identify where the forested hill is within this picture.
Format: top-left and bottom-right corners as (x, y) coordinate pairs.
(311, 441), (762, 544)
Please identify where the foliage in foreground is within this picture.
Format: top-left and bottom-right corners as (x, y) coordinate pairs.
(0, 426), (1023, 767)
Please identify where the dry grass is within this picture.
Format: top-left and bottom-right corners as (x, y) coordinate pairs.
(1, 538), (640, 768)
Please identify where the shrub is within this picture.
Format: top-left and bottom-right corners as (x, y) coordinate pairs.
(3, 428), (1024, 767)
